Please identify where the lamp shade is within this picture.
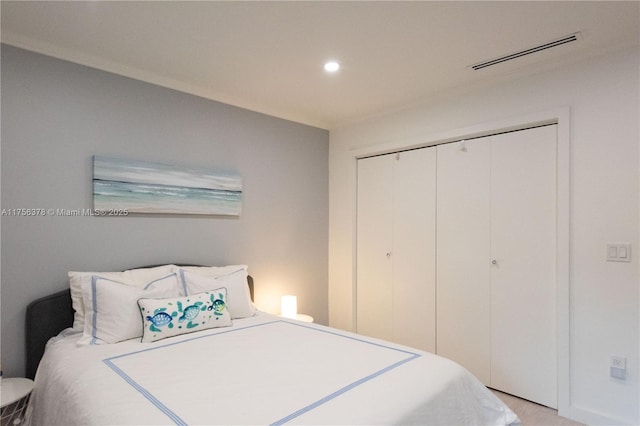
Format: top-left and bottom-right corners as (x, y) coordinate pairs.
(281, 295), (297, 319)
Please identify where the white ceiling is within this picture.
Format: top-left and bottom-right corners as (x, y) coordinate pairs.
(2, 1), (638, 129)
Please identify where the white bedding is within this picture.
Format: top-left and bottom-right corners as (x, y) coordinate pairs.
(31, 312), (519, 425)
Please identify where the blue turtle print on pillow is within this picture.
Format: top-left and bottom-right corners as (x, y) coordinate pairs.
(138, 289), (231, 342)
(146, 308), (174, 332)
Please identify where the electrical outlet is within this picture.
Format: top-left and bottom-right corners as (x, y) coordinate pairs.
(611, 356), (626, 369)
(610, 356), (626, 379)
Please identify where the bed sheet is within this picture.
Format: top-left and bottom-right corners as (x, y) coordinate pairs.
(31, 312), (518, 425)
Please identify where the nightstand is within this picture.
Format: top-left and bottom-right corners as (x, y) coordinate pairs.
(1, 378), (34, 426)
(280, 314), (314, 323)
(294, 314), (314, 323)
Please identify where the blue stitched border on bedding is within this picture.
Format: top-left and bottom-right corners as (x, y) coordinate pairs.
(103, 320), (421, 425)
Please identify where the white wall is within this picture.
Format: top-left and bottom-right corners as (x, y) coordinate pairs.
(1, 45), (329, 377)
(328, 48), (639, 425)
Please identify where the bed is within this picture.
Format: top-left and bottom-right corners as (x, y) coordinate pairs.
(26, 264), (519, 426)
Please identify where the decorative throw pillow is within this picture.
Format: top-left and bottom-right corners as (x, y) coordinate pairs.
(138, 289), (232, 343)
(177, 268), (255, 318)
(78, 272), (180, 345)
(69, 264), (175, 331)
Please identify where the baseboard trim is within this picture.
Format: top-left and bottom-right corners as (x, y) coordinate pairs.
(567, 404), (635, 425)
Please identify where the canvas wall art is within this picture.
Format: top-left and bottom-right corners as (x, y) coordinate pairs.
(93, 156), (243, 215)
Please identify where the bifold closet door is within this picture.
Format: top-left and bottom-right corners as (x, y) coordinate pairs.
(490, 126), (557, 409)
(436, 138), (492, 384)
(436, 125), (557, 409)
(356, 148), (436, 352)
(392, 148), (436, 352)
(356, 154), (394, 342)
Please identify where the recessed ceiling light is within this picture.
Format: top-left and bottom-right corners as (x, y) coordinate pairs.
(324, 61), (340, 73)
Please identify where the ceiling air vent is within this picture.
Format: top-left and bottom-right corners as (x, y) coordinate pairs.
(470, 32), (582, 71)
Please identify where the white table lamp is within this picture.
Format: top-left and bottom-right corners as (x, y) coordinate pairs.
(281, 295), (297, 319)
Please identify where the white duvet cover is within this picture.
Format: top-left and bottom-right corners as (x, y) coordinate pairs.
(31, 312), (518, 425)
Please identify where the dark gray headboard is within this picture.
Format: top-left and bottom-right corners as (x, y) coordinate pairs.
(25, 265), (254, 379)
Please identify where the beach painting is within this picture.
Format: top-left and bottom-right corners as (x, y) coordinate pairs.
(93, 156), (242, 215)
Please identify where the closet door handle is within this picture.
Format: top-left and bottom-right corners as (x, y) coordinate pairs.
(386, 252), (392, 259)
(492, 259), (497, 265)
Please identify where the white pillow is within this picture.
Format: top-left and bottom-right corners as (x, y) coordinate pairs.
(78, 273), (180, 345)
(69, 265), (174, 331)
(175, 264), (248, 279)
(138, 289), (232, 343)
(177, 267), (255, 319)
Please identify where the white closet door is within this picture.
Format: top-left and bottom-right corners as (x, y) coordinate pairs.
(490, 125), (557, 408)
(392, 148), (436, 352)
(356, 154), (394, 342)
(436, 138), (492, 384)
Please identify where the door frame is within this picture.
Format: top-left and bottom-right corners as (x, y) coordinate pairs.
(350, 107), (570, 417)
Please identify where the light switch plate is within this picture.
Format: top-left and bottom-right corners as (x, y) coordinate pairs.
(607, 243), (631, 262)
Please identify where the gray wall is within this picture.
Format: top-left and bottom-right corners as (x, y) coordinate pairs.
(1, 45), (329, 377)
